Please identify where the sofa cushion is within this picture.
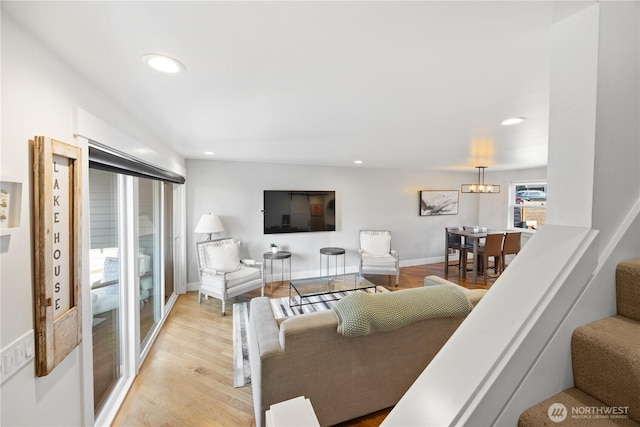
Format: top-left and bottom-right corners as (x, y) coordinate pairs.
(361, 253), (397, 267)
(332, 285), (472, 337)
(202, 266), (261, 291)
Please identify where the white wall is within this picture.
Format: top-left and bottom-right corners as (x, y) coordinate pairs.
(591, 1), (640, 244)
(1, 15), (185, 426)
(186, 160), (490, 286)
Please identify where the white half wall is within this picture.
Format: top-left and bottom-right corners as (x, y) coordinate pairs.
(545, 2), (599, 228)
(591, 1), (640, 246)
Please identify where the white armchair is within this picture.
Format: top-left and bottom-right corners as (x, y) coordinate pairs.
(196, 238), (264, 315)
(358, 230), (400, 286)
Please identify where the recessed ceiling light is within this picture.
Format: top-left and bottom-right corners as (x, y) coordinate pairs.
(142, 53), (185, 74)
(501, 117), (526, 126)
(354, 160), (363, 164)
(204, 151), (214, 156)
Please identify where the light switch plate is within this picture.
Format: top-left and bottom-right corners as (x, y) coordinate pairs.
(1, 330), (34, 385)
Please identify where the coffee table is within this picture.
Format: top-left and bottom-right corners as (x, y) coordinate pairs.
(289, 273), (377, 308)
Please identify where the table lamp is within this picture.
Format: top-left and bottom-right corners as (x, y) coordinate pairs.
(195, 213), (224, 241)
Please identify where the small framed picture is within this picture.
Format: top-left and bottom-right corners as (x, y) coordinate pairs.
(0, 189), (10, 227)
(419, 190), (459, 216)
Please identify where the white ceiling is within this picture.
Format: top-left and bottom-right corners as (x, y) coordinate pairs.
(3, 1), (594, 171)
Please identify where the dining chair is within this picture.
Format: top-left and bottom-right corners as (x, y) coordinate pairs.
(502, 231), (522, 270)
(445, 226), (467, 272)
(476, 233), (505, 286)
(461, 225), (481, 266)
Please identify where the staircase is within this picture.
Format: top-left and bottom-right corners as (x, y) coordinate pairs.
(519, 258), (640, 426)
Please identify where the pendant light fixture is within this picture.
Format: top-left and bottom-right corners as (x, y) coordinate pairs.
(461, 166), (500, 193)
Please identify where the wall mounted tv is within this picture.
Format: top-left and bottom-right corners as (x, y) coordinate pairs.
(263, 190), (336, 234)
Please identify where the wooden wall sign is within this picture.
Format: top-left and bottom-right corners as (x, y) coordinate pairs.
(33, 136), (82, 376)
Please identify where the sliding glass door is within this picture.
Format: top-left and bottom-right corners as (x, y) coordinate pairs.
(164, 183), (175, 303)
(88, 157), (181, 423)
(88, 168), (123, 414)
(138, 178), (161, 347)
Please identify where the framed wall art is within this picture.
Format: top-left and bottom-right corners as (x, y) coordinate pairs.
(33, 136), (83, 376)
(419, 190), (459, 216)
(0, 177), (23, 234)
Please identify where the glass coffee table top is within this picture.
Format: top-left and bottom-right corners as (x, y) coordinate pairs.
(289, 273), (377, 308)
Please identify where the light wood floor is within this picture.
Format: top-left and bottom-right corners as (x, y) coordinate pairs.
(112, 262), (491, 427)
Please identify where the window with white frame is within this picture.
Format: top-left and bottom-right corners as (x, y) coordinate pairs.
(509, 181), (547, 230)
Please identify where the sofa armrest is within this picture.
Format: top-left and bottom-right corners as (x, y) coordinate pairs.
(249, 297), (288, 427)
(249, 297), (283, 357)
(241, 258), (263, 267)
(423, 275), (459, 287)
(279, 311), (338, 349)
(462, 289), (487, 307)
(423, 275), (487, 307)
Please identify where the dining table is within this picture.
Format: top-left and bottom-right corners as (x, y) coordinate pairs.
(445, 227), (510, 285)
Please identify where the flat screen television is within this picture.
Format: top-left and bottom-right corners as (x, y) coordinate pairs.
(263, 190), (336, 234)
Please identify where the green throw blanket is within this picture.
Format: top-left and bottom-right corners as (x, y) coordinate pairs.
(331, 285), (473, 337)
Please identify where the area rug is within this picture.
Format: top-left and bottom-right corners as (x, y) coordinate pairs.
(232, 286), (389, 388)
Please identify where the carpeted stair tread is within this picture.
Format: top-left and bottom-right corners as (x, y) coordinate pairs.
(617, 258), (640, 322)
(518, 387), (640, 426)
(572, 315), (640, 422)
(520, 259), (640, 425)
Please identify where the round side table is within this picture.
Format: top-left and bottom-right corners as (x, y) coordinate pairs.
(319, 247), (345, 277)
(263, 251), (292, 291)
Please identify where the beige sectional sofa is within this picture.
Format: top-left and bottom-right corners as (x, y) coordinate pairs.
(248, 279), (486, 426)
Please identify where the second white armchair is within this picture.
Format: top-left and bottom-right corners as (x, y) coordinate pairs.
(358, 230), (399, 286)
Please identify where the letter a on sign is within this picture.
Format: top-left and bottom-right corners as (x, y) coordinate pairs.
(33, 136), (82, 376)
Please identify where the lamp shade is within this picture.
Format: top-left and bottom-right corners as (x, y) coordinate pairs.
(195, 213), (224, 237)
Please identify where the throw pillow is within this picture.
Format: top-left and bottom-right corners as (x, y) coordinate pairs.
(361, 232), (391, 257)
(205, 240), (241, 273)
(101, 257), (120, 283)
